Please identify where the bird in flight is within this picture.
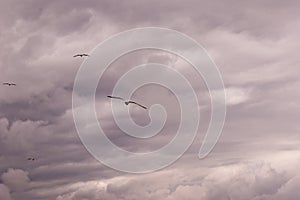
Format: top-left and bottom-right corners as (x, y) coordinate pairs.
(107, 95), (147, 109)
(73, 53), (89, 58)
(27, 157), (36, 161)
(3, 82), (16, 86)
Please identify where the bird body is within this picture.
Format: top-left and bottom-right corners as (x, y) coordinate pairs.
(125, 101), (147, 109)
(107, 95), (147, 109)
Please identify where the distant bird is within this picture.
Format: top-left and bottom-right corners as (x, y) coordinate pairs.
(107, 95), (147, 109)
(73, 53), (89, 58)
(3, 82), (16, 86)
(27, 157), (36, 161)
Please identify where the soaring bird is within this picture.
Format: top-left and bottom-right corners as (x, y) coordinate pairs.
(73, 54), (89, 58)
(3, 82), (16, 86)
(107, 95), (147, 109)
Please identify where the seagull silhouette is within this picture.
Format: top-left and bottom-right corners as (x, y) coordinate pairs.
(27, 157), (36, 161)
(3, 82), (16, 86)
(107, 95), (147, 109)
(73, 54), (89, 58)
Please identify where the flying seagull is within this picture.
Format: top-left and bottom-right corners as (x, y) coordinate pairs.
(27, 157), (36, 161)
(73, 54), (89, 58)
(107, 95), (147, 109)
(3, 82), (16, 86)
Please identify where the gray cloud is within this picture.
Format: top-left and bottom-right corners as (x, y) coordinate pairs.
(0, 0), (299, 199)
(0, 184), (11, 200)
(51, 161), (300, 200)
(1, 168), (30, 193)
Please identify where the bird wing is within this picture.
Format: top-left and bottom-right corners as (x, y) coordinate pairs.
(107, 95), (124, 101)
(83, 54), (89, 56)
(73, 54), (81, 57)
(3, 83), (16, 86)
(128, 101), (147, 109)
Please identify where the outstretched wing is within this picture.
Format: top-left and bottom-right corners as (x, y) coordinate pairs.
(3, 82), (16, 86)
(127, 101), (147, 109)
(107, 95), (124, 101)
(74, 54), (89, 57)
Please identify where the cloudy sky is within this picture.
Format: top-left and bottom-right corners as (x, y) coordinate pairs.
(1, 0), (300, 199)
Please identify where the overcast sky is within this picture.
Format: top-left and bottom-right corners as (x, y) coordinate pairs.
(0, 0), (300, 199)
